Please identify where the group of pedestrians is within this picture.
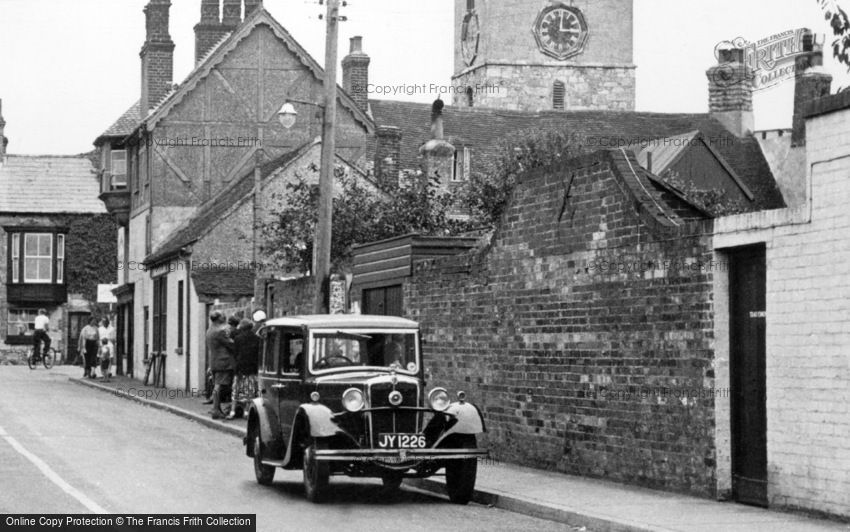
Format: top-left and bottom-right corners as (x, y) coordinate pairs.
(78, 317), (115, 381)
(204, 311), (259, 420)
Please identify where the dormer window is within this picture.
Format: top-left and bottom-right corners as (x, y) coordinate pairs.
(111, 150), (127, 188)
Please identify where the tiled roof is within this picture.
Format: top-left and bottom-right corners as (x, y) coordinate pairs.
(95, 101), (141, 145)
(368, 100), (785, 212)
(144, 142), (314, 265)
(192, 268), (255, 299)
(0, 155), (105, 214)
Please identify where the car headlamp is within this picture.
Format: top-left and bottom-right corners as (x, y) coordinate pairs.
(342, 387), (365, 412)
(428, 387), (450, 412)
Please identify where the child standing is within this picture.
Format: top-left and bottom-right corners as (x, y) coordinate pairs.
(99, 338), (111, 382)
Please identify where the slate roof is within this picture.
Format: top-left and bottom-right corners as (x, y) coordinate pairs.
(192, 268), (255, 299)
(635, 130), (700, 175)
(635, 129), (754, 201)
(144, 142), (313, 266)
(0, 155), (105, 214)
(368, 100), (785, 212)
(94, 101), (141, 145)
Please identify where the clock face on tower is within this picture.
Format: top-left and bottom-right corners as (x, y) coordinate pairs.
(532, 4), (588, 60)
(460, 11), (480, 66)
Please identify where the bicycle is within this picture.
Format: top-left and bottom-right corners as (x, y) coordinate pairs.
(28, 342), (55, 370)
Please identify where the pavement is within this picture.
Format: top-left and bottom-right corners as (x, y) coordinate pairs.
(61, 366), (850, 532)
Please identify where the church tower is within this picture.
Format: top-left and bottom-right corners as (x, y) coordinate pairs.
(453, 0), (635, 111)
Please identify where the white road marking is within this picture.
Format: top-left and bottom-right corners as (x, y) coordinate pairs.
(0, 424), (107, 514)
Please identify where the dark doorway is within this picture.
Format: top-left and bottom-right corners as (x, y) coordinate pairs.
(728, 244), (767, 507)
(362, 285), (403, 316)
(66, 312), (89, 365)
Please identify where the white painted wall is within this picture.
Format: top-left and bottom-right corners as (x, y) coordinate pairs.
(714, 106), (850, 516)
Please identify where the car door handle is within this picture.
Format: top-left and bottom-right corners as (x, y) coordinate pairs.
(271, 384), (287, 390)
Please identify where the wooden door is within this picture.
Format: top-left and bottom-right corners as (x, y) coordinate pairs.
(362, 285), (403, 316)
(728, 245), (767, 506)
(66, 313), (89, 365)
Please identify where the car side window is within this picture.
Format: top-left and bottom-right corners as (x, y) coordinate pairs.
(281, 331), (304, 376)
(262, 329), (279, 374)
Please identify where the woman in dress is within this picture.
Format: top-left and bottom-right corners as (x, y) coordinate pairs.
(227, 319), (260, 419)
(77, 317), (100, 378)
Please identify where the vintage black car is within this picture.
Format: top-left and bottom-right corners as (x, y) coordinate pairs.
(244, 314), (487, 503)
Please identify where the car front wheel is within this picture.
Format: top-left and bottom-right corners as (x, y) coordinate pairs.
(303, 441), (329, 502)
(252, 432), (275, 486)
(444, 435), (478, 504)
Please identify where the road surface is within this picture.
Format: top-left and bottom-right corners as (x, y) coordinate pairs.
(0, 366), (568, 531)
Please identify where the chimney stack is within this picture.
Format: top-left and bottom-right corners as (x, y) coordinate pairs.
(244, 0), (262, 17)
(706, 46), (753, 137)
(342, 36), (370, 113)
(792, 30), (832, 147)
(375, 126), (402, 188)
(194, 0), (228, 64)
(140, 0), (175, 114)
(419, 99), (455, 187)
(221, 0), (242, 30)
(0, 99), (6, 160)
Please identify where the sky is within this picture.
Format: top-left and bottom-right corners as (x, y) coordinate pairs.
(0, 0), (847, 155)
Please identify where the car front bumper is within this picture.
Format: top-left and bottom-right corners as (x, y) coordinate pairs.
(313, 448), (489, 462)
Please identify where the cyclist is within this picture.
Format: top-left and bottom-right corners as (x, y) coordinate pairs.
(32, 308), (51, 361)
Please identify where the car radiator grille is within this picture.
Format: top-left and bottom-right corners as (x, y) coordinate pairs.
(368, 382), (419, 447)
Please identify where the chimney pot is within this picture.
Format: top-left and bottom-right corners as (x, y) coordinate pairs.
(350, 36), (363, 54)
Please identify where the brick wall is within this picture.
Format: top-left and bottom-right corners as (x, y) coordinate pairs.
(263, 277), (315, 319)
(404, 150), (718, 496)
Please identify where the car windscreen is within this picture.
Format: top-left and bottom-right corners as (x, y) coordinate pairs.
(309, 330), (418, 374)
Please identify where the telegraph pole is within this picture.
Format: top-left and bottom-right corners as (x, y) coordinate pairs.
(313, 0), (340, 313)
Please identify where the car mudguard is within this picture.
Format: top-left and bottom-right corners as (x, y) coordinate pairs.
(433, 401), (486, 447)
(298, 403), (340, 437)
(281, 402), (342, 468)
(246, 397), (283, 457)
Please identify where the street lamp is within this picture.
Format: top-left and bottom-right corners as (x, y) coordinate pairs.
(277, 102), (297, 129)
(275, 0), (340, 314)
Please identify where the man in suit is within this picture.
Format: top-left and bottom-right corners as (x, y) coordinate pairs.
(206, 311), (235, 420)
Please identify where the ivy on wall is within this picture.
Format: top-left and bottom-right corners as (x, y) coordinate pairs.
(65, 214), (118, 302)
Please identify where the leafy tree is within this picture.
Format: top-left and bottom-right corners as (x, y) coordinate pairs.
(458, 128), (587, 228)
(817, 0), (850, 69)
(261, 165), (469, 273)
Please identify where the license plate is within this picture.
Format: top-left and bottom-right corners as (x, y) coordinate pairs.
(377, 433), (426, 449)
